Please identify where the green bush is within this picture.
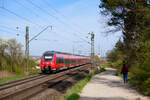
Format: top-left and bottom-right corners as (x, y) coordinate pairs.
(142, 78), (150, 95)
(0, 38), (38, 76)
(130, 68), (150, 95)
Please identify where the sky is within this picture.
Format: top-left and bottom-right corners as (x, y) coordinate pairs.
(0, 0), (122, 57)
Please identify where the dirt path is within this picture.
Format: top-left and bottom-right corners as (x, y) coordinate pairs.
(79, 68), (150, 100)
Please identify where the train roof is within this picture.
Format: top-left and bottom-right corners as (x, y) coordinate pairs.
(43, 51), (90, 57)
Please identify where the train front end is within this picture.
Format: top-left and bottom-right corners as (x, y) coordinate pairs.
(40, 52), (54, 73)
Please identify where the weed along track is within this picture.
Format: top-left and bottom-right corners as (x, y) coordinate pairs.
(0, 64), (90, 100)
(29, 70), (89, 100)
(0, 74), (47, 90)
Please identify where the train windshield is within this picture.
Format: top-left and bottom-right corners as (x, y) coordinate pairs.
(43, 53), (54, 62)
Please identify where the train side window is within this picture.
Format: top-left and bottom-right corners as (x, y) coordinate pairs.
(56, 57), (64, 63)
(69, 59), (71, 64)
(56, 57), (59, 64)
(65, 59), (69, 64)
(71, 59), (73, 64)
(70, 59), (72, 64)
(64, 59), (67, 65)
(59, 58), (61, 63)
(66, 59), (69, 64)
(60, 58), (63, 63)
(66, 59), (68, 64)
(77, 59), (79, 63)
(63, 58), (65, 64)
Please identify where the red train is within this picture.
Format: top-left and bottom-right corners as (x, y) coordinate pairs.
(40, 51), (90, 73)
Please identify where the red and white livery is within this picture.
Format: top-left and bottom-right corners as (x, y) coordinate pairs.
(40, 51), (90, 73)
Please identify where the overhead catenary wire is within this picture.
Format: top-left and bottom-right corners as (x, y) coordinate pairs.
(26, 0), (90, 45)
(42, 0), (92, 42)
(0, 24), (24, 33)
(14, 0), (39, 17)
(29, 26), (52, 43)
(0, 28), (24, 37)
(0, 1), (90, 54)
(0, 28), (14, 35)
(43, 0), (87, 33)
(26, 0), (60, 21)
(0, 7), (43, 28)
(14, 0), (54, 26)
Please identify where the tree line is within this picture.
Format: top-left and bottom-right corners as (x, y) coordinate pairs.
(0, 38), (36, 74)
(99, 0), (150, 95)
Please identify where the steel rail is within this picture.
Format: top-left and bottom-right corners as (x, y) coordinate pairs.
(0, 74), (47, 91)
(0, 64), (90, 100)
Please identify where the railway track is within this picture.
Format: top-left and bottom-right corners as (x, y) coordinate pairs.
(0, 74), (47, 91)
(29, 70), (89, 100)
(0, 64), (90, 100)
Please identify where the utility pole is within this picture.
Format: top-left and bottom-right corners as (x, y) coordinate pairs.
(89, 32), (95, 73)
(24, 26), (52, 75)
(25, 26), (29, 75)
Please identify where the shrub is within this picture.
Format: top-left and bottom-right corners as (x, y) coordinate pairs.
(142, 78), (150, 95)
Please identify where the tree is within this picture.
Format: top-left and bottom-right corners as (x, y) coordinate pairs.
(7, 39), (23, 58)
(100, 0), (150, 95)
(0, 38), (8, 56)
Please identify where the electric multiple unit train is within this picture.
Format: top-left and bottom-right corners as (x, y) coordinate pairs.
(40, 51), (90, 73)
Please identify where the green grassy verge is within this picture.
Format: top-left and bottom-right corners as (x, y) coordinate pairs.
(100, 63), (109, 68)
(0, 74), (27, 83)
(63, 67), (105, 100)
(29, 70), (41, 75)
(0, 69), (41, 84)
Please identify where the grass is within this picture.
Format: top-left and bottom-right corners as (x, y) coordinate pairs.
(100, 63), (109, 68)
(0, 71), (42, 84)
(29, 69), (41, 75)
(0, 74), (27, 83)
(0, 67), (41, 83)
(0, 69), (41, 84)
(63, 67), (105, 100)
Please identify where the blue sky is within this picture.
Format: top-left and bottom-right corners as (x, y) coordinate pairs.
(0, 0), (122, 57)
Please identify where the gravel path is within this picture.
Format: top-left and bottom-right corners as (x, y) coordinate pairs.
(79, 68), (150, 100)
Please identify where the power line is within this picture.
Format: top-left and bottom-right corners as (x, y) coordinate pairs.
(14, 0), (39, 17)
(26, 0), (89, 44)
(0, 7), (42, 27)
(29, 26), (52, 43)
(42, 0), (90, 40)
(43, 0), (87, 32)
(0, 24), (24, 33)
(0, 28), (14, 35)
(14, 0), (54, 26)
(73, 33), (91, 45)
(26, 0), (60, 20)
(46, 29), (90, 53)
(0, 28), (24, 37)
(43, 4), (90, 44)
(53, 28), (90, 45)
(1, 0), (90, 46)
